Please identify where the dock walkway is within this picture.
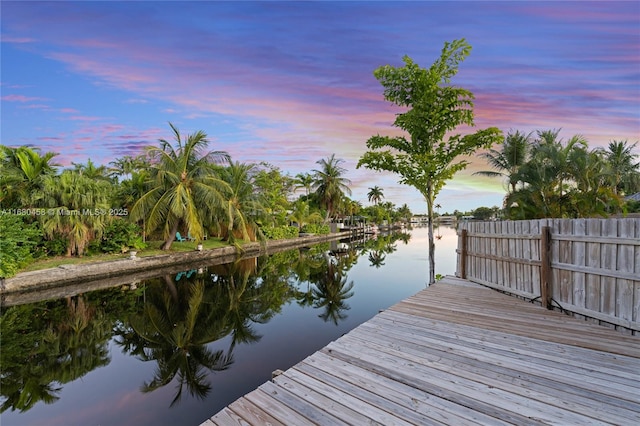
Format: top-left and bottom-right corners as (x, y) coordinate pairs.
(202, 276), (640, 425)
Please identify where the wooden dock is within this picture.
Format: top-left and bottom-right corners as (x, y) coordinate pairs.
(202, 276), (640, 425)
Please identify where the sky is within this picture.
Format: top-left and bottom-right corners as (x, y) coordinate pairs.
(2, 1), (639, 214)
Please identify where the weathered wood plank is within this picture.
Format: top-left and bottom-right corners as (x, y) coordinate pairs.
(343, 327), (640, 423)
(203, 276), (640, 426)
(299, 352), (510, 426)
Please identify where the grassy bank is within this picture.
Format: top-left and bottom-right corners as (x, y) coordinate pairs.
(21, 238), (231, 273)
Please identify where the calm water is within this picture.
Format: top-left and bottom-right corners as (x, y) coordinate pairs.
(1, 226), (458, 426)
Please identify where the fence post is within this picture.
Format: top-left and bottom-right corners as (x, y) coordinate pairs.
(540, 226), (552, 309)
(460, 229), (468, 279)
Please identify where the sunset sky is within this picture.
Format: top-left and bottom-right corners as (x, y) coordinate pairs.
(2, 1), (639, 214)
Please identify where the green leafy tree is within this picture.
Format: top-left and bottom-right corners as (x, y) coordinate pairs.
(130, 123), (230, 250)
(312, 154), (352, 222)
(0, 214), (42, 277)
(358, 39), (502, 284)
(253, 163), (293, 227)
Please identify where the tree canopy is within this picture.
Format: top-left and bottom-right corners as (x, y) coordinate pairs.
(358, 39), (503, 284)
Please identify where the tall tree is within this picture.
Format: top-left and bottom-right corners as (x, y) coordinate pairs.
(358, 39), (502, 284)
(218, 160), (264, 243)
(293, 172), (314, 198)
(253, 163), (293, 227)
(601, 140), (640, 196)
(474, 130), (531, 193)
(367, 186), (384, 205)
(312, 154), (352, 221)
(130, 123), (230, 250)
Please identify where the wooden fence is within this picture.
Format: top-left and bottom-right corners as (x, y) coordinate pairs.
(456, 218), (640, 334)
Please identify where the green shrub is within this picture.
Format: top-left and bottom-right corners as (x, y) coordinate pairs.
(301, 223), (330, 234)
(94, 219), (146, 253)
(0, 214), (42, 278)
(42, 237), (67, 256)
(261, 225), (299, 240)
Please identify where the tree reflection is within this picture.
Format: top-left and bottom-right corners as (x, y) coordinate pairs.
(309, 252), (355, 325)
(118, 255), (293, 407)
(368, 250), (386, 268)
(1, 291), (135, 413)
(121, 274), (234, 406)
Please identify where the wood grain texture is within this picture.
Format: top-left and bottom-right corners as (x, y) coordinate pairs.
(201, 277), (640, 425)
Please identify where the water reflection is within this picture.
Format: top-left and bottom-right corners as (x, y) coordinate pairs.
(1, 227), (453, 424)
(1, 289), (139, 413)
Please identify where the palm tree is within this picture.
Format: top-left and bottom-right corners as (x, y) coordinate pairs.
(367, 186), (384, 205)
(218, 160), (265, 244)
(39, 170), (112, 256)
(0, 145), (59, 208)
(312, 154), (352, 221)
(108, 154), (149, 181)
(71, 159), (112, 182)
(131, 123), (230, 250)
(474, 130), (531, 193)
(288, 200), (322, 231)
(397, 203), (412, 224)
(293, 172), (314, 198)
(600, 140), (640, 196)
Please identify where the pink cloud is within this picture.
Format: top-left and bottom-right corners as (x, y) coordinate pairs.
(67, 115), (103, 122)
(1, 36), (36, 43)
(2, 94), (47, 102)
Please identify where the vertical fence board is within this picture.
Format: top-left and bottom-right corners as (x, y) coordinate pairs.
(501, 221), (509, 288)
(558, 220), (573, 306)
(586, 220), (602, 312)
(530, 220), (542, 297)
(573, 219), (587, 310)
(617, 219), (635, 324)
(600, 220), (618, 318)
(490, 221), (497, 285)
(634, 220), (640, 329)
(550, 220), (561, 303)
(522, 220), (532, 294)
(515, 221), (523, 293)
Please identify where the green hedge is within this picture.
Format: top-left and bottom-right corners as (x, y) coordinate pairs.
(261, 225), (299, 240)
(301, 223), (330, 234)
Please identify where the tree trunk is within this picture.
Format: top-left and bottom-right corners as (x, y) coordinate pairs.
(427, 209), (435, 285)
(161, 221), (180, 250)
(426, 194), (436, 286)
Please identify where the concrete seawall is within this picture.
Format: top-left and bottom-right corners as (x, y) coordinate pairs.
(0, 231), (351, 305)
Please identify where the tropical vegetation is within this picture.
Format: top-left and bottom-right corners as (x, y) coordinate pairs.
(476, 131), (640, 219)
(0, 124), (412, 277)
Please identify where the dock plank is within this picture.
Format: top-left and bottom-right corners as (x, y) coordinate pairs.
(203, 276), (640, 425)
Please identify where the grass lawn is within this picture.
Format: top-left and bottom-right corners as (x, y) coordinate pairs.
(20, 238), (231, 273)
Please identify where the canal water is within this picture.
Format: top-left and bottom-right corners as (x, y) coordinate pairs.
(1, 225), (458, 426)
